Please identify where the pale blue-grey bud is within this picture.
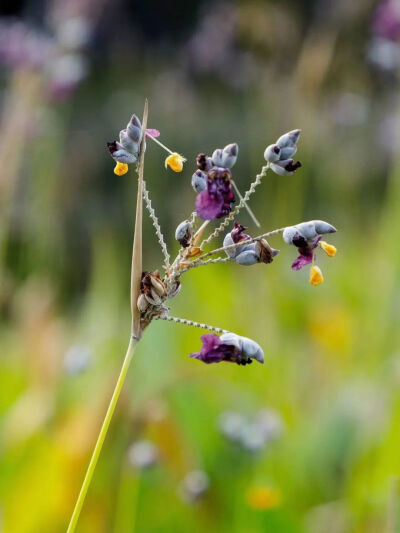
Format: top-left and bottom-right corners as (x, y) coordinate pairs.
(279, 145), (297, 159)
(211, 148), (224, 167)
(220, 333), (264, 364)
(313, 220), (337, 234)
(112, 145), (138, 164)
(240, 336), (264, 363)
(264, 144), (281, 163)
(191, 170), (207, 193)
(282, 226), (298, 244)
(175, 220), (193, 248)
(126, 114), (142, 144)
(269, 159), (301, 176)
(119, 129), (139, 154)
(276, 129), (301, 148)
(221, 143), (238, 168)
(224, 233), (254, 258)
(235, 248), (259, 266)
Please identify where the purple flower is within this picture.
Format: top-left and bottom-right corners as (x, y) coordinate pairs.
(282, 220), (336, 271)
(290, 238), (320, 271)
(195, 168), (235, 220)
(373, 0), (400, 42)
(190, 333), (264, 366)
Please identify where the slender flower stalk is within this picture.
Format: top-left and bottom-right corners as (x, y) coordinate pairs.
(67, 100), (149, 532)
(142, 179), (170, 268)
(154, 315), (229, 334)
(231, 179), (260, 227)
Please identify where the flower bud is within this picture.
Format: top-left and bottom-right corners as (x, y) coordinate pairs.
(126, 114), (142, 144)
(264, 144), (281, 163)
(167, 280), (181, 299)
(221, 143), (238, 168)
(149, 271), (167, 297)
(269, 159), (301, 176)
(282, 226), (298, 245)
(191, 170), (207, 193)
(148, 288), (163, 305)
(240, 336), (264, 363)
(211, 148), (224, 167)
(220, 333), (264, 364)
(235, 248), (259, 266)
(175, 220), (193, 248)
(196, 153), (213, 171)
(276, 129), (301, 148)
(279, 145), (297, 159)
(137, 293), (150, 313)
(313, 220), (337, 234)
(107, 141), (138, 164)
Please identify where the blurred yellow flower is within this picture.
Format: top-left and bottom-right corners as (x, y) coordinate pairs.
(319, 240), (337, 257)
(165, 153), (185, 172)
(246, 486), (282, 510)
(309, 265), (324, 286)
(114, 161), (129, 176)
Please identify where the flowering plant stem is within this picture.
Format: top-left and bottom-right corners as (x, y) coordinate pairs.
(66, 100), (148, 532)
(66, 337), (138, 533)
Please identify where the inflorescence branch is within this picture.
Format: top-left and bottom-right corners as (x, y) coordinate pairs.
(142, 179), (170, 268)
(179, 256), (232, 274)
(199, 165), (269, 249)
(154, 314), (229, 334)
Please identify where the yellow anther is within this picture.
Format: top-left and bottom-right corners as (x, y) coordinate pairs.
(319, 240), (337, 257)
(309, 265), (324, 286)
(165, 153), (185, 172)
(114, 161), (129, 176)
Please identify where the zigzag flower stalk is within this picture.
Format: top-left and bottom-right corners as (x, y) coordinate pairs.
(67, 102), (338, 531)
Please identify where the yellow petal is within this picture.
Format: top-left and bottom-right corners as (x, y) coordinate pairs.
(310, 265), (324, 286)
(319, 240), (337, 257)
(165, 153), (184, 172)
(114, 162), (129, 176)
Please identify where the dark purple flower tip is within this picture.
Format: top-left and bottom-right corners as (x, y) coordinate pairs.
(291, 251), (314, 270)
(231, 221), (251, 243)
(190, 334), (240, 364)
(195, 191), (224, 220)
(291, 232), (308, 248)
(284, 160), (302, 172)
(107, 141), (118, 155)
(196, 153), (210, 171)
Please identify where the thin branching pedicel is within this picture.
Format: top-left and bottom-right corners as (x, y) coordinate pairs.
(67, 104), (339, 531)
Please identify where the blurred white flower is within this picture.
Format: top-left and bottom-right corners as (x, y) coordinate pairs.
(63, 344), (92, 375)
(178, 470), (210, 503)
(128, 440), (158, 469)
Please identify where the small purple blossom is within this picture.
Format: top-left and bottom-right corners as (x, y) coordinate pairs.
(291, 237), (320, 270)
(283, 220), (336, 271)
(189, 333), (264, 366)
(193, 144), (239, 220)
(195, 168), (235, 220)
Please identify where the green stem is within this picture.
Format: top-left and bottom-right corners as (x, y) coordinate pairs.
(66, 337), (138, 533)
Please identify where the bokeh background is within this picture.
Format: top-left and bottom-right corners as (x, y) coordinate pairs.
(2, 0), (400, 531)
